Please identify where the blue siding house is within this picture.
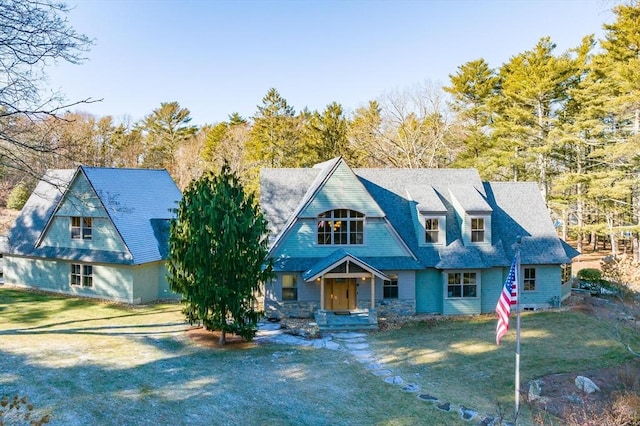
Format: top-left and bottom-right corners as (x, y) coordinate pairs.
(260, 157), (579, 327)
(4, 166), (182, 304)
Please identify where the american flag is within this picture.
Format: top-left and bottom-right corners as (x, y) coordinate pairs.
(496, 256), (518, 345)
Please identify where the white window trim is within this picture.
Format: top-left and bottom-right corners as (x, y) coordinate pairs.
(466, 215), (491, 246)
(71, 216), (93, 240)
(443, 270), (481, 299)
(317, 209), (365, 246)
(70, 263), (93, 287)
(420, 214), (446, 245)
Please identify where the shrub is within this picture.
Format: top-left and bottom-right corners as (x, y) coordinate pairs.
(577, 268), (602, 282)
(6, 183), (32, 210)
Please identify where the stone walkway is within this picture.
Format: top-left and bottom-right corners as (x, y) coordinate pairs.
(256, 324), (510, 426)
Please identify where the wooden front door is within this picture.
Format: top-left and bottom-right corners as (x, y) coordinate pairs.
(324, 278), (357, 311)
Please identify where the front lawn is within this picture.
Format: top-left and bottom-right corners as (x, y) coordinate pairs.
(1, 288), (637, 425)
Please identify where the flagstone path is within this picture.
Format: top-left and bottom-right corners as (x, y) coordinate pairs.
(256, 324), (510, 425)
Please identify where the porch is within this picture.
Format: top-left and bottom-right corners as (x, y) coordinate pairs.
(314, 308), (378, 331)
(303, 251), (387, 332)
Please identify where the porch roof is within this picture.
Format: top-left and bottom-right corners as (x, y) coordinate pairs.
(302, 249), (390, 282)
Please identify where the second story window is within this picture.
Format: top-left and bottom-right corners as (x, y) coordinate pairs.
(425, 218), (439, 243)
(471, 218), (485, 243)
(317, 209), (364, 245)
(71, 216), (92, 240)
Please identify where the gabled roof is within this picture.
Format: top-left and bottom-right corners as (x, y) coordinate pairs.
(260, 158), (579, 270)
(448, 185), (493, 213)
(7, 166), (181, 265)
(302, 249), (389, 282)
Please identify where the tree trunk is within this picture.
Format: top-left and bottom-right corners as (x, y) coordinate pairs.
(219, 330), (226, 345)
(607, 214), (617, 257)
(633, 234), (639, 263)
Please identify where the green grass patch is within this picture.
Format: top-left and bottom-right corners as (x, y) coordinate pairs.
(369, 311), (638, 422)
(2, 288), (637, 425)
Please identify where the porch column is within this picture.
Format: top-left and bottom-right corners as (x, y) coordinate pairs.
(370, 274), (375, 309)
(320, 276), (325, 310)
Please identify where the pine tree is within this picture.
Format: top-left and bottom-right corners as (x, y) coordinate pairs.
(304, 102), (350, 164)
(139, 101), (198, 170)
(444, 58), (499, 178)
(167, 164), (274, 345)
(247, 88), (302, 168)
(492, 37), (573, 199)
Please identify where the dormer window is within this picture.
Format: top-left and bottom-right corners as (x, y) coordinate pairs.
(425, 218), (439, 243)
(419, 213), (445, 245)
(471, 218), (485, 242)
(317, 209), (364, 245)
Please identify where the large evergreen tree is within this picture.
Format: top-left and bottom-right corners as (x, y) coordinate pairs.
(138, 101), (198, 170)
(444, 58), (499, 177)
(247, 88), (301, 168)
(492, 37), (573, 198)
(167, 164), (274, 345)
(304, 102), (351, 164)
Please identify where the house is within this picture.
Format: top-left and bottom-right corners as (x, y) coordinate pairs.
(3, 166), (182, 304)
(260, 157), (579, 329)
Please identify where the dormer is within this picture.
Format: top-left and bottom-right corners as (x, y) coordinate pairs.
(448, 185), (493, 246)
(414, 186), (447, 246)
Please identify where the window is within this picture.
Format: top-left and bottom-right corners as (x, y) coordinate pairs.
(471, 218), (484, 242)
(71, 216), (92, 240)
(71, 264), (93, 287)
(447, 272), (477, 298)
(317, 209), (364, 245)
(383, 277), (398, 299)
(561, 264), (571, 284)
(524, 267), (536, 291)
(425, 218), (439, 243)
(282, 274), (297, 301)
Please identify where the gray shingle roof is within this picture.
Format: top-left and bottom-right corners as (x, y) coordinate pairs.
(7, 166), (181, 265)
(260, 158), (578, 270)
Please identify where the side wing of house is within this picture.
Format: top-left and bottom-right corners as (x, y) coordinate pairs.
(5, 167), (182, 304)
(484, 182), (578, 311)
(4, 169), (138, 302)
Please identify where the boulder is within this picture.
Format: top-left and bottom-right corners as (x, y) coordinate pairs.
(575, 376), (600, 393)
(528, 379), (543, 401)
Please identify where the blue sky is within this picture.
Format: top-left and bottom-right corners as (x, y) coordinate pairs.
(49, 0), (617, 126)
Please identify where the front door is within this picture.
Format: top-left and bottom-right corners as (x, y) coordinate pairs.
(324, 278), (357, 311)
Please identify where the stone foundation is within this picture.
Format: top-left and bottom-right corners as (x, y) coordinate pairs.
(372, 299), (416, 317)
(265, 298), (416, 319)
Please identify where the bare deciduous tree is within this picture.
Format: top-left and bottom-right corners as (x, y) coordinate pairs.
(0, 0), (94, 180)
(376, 82), (457, 168)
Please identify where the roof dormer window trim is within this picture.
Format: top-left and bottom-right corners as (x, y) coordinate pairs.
(471, 217), (485, 243)
(317, 209), (365, 246)
(420, 214), (446, 245)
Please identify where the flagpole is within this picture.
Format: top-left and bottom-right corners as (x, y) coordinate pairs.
(514, 236), (522, 422)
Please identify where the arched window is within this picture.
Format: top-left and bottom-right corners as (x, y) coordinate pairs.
(317, 209), (364, 245)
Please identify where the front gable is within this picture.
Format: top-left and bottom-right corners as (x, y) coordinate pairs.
(300, 160), (385, 218)
(267, 158), (416, 261)
(38, 170), (129, 255)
